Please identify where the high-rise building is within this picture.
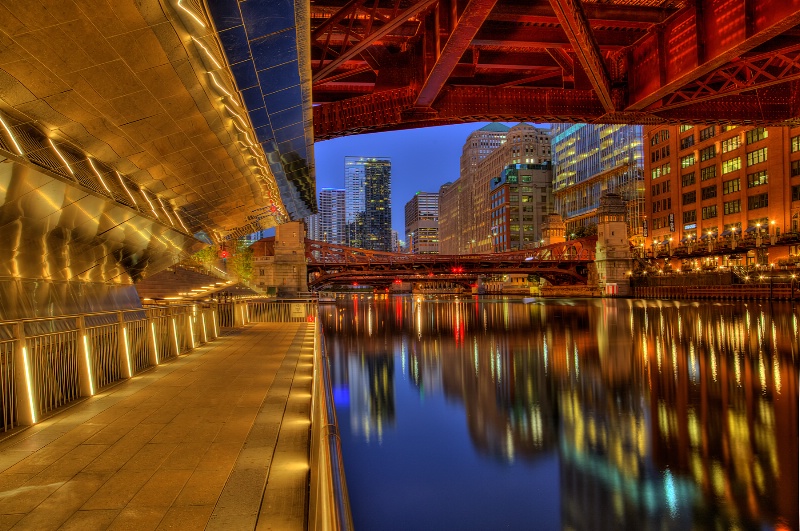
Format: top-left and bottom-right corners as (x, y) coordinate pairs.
(304, 213), (320, 241)
(440, 123), (552, 254)
(489, 163), (554, 251)
(344, 156), (392, 250)
(643, 124), (800, 265)
(318, 188), (346, 244)
(551, 124), (644, 241)
(404, 192), (439, 254)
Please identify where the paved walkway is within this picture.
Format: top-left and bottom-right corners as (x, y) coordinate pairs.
(0, 323), (314, 531)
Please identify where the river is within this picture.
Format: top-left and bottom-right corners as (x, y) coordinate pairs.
(319, 295), (798, 531)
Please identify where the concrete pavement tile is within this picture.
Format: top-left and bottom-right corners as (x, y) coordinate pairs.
(172, 469), (230, 507)
(127, 469), (192, 508)
(107, 506), (164, 531)
(155, 505), (213, 530)
(59, 509), (119, 531)
(81, 470), (153, 510)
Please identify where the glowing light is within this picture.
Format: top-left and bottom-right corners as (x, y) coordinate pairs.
(0, 112), (23, 155)
(212, 310), (218, 337)
(189, 317), (196, 349)
(123, 327), (132, 377)
(177, 0), (206, 27)
(174, 210), (190, 233)
(87, 158), (113, 196)
(82, 335), (95, 395)
(172, 318), (180, 355)
(21, 347), (36, 423)
(114, 171), (138, 206)
(192, 36), (221, 69)
(208, 72), (234, 99)
(201, 313), (207, 342)
(151, 322), (159, 363)
(140, 189), (160, 218)
(158, 198), (176, 226)
(48, 139), (73, 174)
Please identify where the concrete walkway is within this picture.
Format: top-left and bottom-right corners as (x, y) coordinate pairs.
(0, 323), (314, 530)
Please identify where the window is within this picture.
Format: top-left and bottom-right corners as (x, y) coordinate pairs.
(721, 136), (741, 153)
(722, 178), (740, 194)
(746, 127), (767, 144)
(682, 191), (696, 205)
(793, 184), (800, 201)
(748, 193), (769, 210)
(747, 170), (768, 188)
(683, 210), (697, 223)
(700, 165), (716, 181)
(793, 160), (800, 177)
(682, 172), (695, 187)
(700, 145), (716, 161)
(724, 199), (741, 214)
(702, 205), (717, 219)
(661, 130), (670, 142)
(722, 157), (741, 174)
(746, 147), (767, 166)
(792, 135), (800, 153)
(722, 199), (742, 215)
(680, 124), (693, 133)
(699, 126), (715, 141)
(701, 185), (717, 200)
(680, 135), (695, 150)
(663, 180), (671, 192)
(681, 154), (695, 168)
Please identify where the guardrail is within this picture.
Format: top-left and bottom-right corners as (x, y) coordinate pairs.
(309, 319), (354, 531)
(0, 303), (219, 432)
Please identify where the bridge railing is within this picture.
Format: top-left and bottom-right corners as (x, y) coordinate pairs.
(0, 303), (220, 433)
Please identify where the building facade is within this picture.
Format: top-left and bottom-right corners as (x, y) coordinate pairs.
(318, 188), (346, 244)
(489, 163), (554, 251)
(440, 123), (552, 254)
(405, 192), (440, 254)
(344, 156), (392, 250)
(552, 124), (644, 241)
(643, 124), (800, 265)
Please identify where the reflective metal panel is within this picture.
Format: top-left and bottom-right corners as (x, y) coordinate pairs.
(0, 157), (197, 319)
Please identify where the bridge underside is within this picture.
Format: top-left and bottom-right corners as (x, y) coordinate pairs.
(310, 0), (800, 139)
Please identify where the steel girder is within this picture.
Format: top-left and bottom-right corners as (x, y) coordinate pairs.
(308, 0), (800, 137)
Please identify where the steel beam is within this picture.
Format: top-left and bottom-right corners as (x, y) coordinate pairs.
(628, 0), (800, 111)
(548, 0), (615, 112)
(472, 24), (642, 50)
(414, 0), (500, 107)
(313, 0), (438, 83)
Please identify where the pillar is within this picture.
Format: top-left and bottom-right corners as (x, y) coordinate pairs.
(595, 192), (633, 297)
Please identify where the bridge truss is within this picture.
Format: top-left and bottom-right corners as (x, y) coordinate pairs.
(306, 237), (597, 288)
(310, 0), (800, 139)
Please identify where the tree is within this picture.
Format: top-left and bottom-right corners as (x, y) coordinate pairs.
(192, 245), (218, 264)
(228, 239), (253, 283)
(571, 224), (597, 238)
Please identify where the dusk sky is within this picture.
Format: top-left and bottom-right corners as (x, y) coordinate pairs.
(313, 122), (549, 237)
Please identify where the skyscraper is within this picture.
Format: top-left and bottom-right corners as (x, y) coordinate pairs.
(318, 188), (346, 244)
(405, 192), (439, 254)
(344, 156), (392, 250)
(551, 124), (644, 240)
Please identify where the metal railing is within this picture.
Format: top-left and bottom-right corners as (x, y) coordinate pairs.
(0, 303), (221, 431)
(247, 300), (316, 322)
(309, 319), (354, 531)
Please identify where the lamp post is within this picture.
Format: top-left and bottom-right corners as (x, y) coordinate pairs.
(731, 227), (738, 250)
(756, 223), (762, 247)
(770, 220), (777, 245)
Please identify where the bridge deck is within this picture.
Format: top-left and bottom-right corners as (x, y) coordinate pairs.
(0, 323), (314, 531)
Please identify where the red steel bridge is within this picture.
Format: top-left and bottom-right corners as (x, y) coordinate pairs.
(310, 0), (800, 139)
(306, 237), (597, 288)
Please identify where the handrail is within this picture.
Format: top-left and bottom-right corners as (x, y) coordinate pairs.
(310, 318), (354, 531)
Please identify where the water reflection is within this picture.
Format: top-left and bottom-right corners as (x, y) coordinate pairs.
(321, 295), (798, 531)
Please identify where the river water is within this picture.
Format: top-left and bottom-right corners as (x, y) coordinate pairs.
(318, 295), (798, 531)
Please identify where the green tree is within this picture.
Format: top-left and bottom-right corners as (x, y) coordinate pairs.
(229, 239), (253, 283)
(192, 244), (218, 264)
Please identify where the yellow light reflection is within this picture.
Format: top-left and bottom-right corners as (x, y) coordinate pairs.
(21, 347), (36, 423)
(82, 335), (95, 395)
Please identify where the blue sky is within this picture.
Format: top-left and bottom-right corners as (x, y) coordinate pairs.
(313, 122), (537, 237)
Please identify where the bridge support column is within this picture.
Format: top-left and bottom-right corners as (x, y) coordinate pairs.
(274, 221), (308, 297)
(595, 193), (633, 297)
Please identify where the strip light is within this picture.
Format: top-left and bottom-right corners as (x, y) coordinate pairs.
(88, 158), (113, 196)
(48, 139), (73, 174)
(82, 335), (95, 395)
(212, 311), (218, 337)
(209, 72), (235, 100)
(21, 347), (36, 423)
(151, 322), (159, 363)
(201, 313), (208, 342)
(189, 318), (196, 349)
(140, 189), (160, 219)
(123, 327), (132, 377)
(115, 171), (138, 207)
(174, 210), (190, 233)
(0, 113), (24, 155)
(177, 0), (206, 27)
(192, 36), (222, 69)
(172, 318), (180, 355)
(159, 198), (176, 226)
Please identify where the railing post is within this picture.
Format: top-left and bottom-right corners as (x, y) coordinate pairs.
(118, 312), (133, 379)
(13, 322), (37, 425)
(76, 316), (95, 397)
(169, 306), (182, 355)
(211, 302), (219, 338)
(233, 302), (242, 327)
(185, 305), (196, 350)
(147, 309), (159, 366)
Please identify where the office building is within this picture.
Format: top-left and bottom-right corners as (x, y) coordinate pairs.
(344, 156), (392, 251)
(318, 188), (346, 244)
(644, 124), (800, 265)
(490, 163), (554, 251)
(405, 192), (439, 254)
(440, 123), (551, 254)
(551, 124), (644, 240)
